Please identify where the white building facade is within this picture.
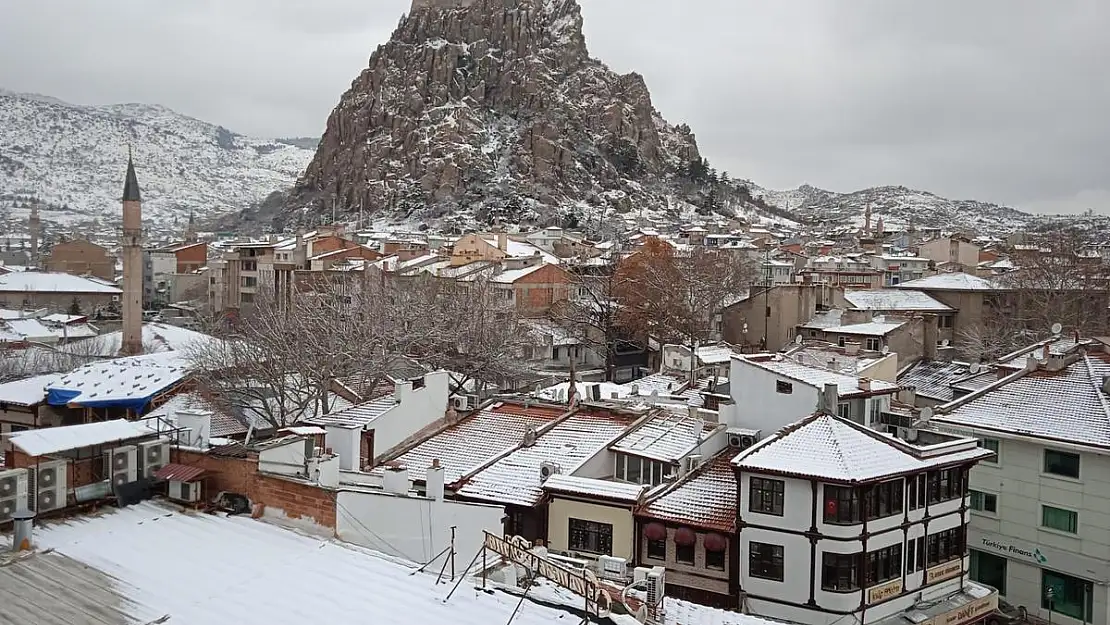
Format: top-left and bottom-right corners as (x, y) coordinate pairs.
(732, 413), (997, 625)
(930, 343), (1110, 625)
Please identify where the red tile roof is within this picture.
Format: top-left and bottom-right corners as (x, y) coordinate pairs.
(637, 450), (737, 532)
(154, 463), (206, 482)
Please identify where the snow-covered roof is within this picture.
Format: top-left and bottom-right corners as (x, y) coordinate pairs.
(737, 355), (899, 397)
(732, 414), (990, 482)
(824, 319), (906, 337)
(375, 402), (567, 484)
(534, 381), (629, 402)
(46, 351), (189, 409)
(934, 350), (1110, 449)
(490, 264), (547, 284)
(19, 501), (610, 625)
(68, 322), (218, 356)
(0, 271), (121, 294)
(455, 409), (634, 507)
(542, 474), (648, 503)
(897, 360), (974, 402)
(801, 309), (845, 330)
(843, 289), (953, 312)
(0, 372), (60, 406)
(141, 391), (269, 439)
(610, 410), (719, 463)
(785, 346), (885, 377)
(307, 394), (398, 428)
(638, 451), (736, 532)
(696, 344), (738, 365)
(481, 237), (560, 265)
(8, 418), (156, 456)
(895, 272), (998, 291)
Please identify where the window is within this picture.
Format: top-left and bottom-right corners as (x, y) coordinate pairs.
(242, 260), (257, 271)
(866, 337), (881, 351)
(907, 536), (927, 573)
(969, 490), (998, 514)
(568, 519), (612, 555)
(1042, 505), (1078, 533)
(705, 548), (725, 571)
(979, 439), (999, 463)
(241, 276), (257, 287)
(646, 537), (666, 560)
(1042, 569), (1093, 622)
(822, 553), (860, 591)
(907, 474), (927, 510)
(927, 467), (964, 503)
(939, 315), (954, 329)
(970, 550), (1007, 595)
(865, 479), (904, 520)
(838, 402), (851, 418)
(675, 542), (696, 565)
(616, 454), (668, 486)
(748, 542), (784, 581)
(926, 526), (965, 566)
(749, 477), (785, 516)
(824, 485), (861, 524)
(240, 292), (254, 303)
(837, 336), (847, 347)
(864, 543), (903, 587)
(1044, 450), (1080, 479)
(775, 380), (793, 394)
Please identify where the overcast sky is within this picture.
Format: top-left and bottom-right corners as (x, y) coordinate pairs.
(1, 0), (1107, 214)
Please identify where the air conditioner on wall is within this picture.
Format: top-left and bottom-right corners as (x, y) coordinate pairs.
(171, 480), (201, 503)
(105, 445), (138, 489)
(0, 468), (29, 523)
(139, 439), (170, 479)
(727, 428), (762, 450)
(34, 459), (68, 513)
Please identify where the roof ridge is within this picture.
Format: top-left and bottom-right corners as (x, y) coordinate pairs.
(938, 366), (1030, 413)
(1081, 352), (1110, 423)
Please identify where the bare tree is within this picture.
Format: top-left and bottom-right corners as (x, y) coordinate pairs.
(408, 274), (534, 395)
(614, 239), (755, 380)
(547, 249), (631, 382)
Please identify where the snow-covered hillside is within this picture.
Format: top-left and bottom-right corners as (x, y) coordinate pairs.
(0, 90), (314, 224)
(752, 183), (1032, 232)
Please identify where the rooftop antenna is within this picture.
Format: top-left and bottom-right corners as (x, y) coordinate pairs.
(794, 334), (803, 345)
(969, 362), (981, 374)
(881, 345), (890, 355)
(1050, 322), (1063, 336)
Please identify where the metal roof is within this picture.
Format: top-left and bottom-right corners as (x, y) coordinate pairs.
(153, 463), (205, 482)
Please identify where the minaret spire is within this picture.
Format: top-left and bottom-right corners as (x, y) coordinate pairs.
(120, 149), (144, 356)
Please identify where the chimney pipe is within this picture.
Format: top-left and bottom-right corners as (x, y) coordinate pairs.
(821, 383), (839, 415)
(497, 231), (508, 252)
(11, 509), (35, 552)
(426, 459), (445, 502)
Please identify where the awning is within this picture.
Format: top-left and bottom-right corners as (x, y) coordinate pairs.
(8, 419), (157, 457)
(154, 463), (206, 483)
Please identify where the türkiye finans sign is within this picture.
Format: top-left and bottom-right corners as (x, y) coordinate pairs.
(979, 537), (1046, 563)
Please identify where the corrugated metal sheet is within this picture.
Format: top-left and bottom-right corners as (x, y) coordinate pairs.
(154, 463), (205, 482)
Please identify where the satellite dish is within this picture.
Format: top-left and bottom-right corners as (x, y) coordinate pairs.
(969, 362), (981, 374)
(941, 339), (951, 347)
(920, 407), (934, 421)
(794, 334), (803, 345)
(1051, 322), (1063, 335)
(881, 345), (890, 355)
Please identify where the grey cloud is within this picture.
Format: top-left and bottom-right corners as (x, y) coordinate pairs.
(0, 0), (1106, 214)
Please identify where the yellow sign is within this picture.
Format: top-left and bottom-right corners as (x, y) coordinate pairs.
(868, 579), (904, 604)
(926, 560), (963, 584)
(933, 594), (999, 625)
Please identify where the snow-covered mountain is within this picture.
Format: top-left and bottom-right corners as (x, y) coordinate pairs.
(752, 183), (1032, 232)
(0, 90), (314, 225)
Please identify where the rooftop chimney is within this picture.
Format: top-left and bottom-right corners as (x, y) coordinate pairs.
(11, 509), (35, 552)
(858, 377), (872, 392)
(426, 459), (445, 501)
(496, 231), (508, 252)
(821, 383), (839, 415)
(844, 341), (861, 355)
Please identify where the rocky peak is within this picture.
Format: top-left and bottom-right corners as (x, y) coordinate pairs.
(284, 0), (703, 229)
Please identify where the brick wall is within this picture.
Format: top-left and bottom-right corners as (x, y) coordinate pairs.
(174, 449), (336, 529)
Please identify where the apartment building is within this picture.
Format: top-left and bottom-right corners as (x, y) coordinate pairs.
(869, 255), (930, 286)
(44, 239), (115, 281)
(733, 412), (996, 625)
(930, 340), (1110, 625)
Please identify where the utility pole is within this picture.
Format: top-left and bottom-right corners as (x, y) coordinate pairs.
(763, 247), (771, 351)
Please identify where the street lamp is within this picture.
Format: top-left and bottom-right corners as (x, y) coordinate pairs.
(1046, 586), (1055, 625)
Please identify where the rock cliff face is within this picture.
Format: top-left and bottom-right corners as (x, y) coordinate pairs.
(284, 0), (703, 228)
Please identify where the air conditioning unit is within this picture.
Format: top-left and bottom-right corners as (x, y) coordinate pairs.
(596, 555), (630, 582)
(539, 461), (562, 482)
(139, 439), (170, 480)
(105, 445), (138, 489)
(682, 455), (702, 473)
(34, 459), (68, 513)
(727, 428), (761, 450)
(169, 480), (201, 503)
(0, 468), (29, 523)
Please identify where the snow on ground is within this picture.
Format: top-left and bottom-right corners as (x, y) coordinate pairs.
(28, 502), (587, 625)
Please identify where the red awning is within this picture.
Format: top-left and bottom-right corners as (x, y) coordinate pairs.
(154, 463), (206, 483)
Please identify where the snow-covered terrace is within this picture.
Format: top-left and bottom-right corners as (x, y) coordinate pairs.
(610, 410), (722, 464)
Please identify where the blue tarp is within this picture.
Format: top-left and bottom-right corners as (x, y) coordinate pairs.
(45, 382), (178, 412)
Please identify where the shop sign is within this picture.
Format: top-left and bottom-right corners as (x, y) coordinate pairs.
(926, 560), (963, 584)
(978, 536), (1047, 564)
(932, 594), (998, 625)
(868, 579), (903, 604)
